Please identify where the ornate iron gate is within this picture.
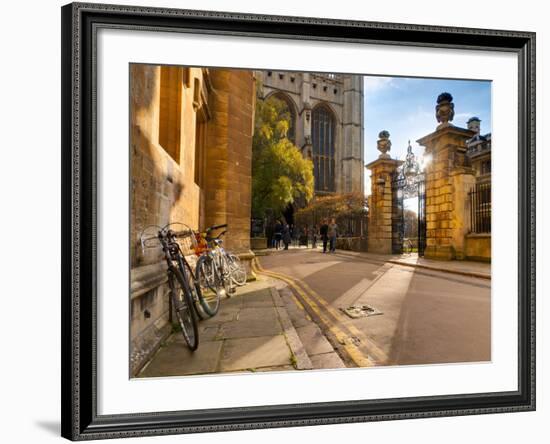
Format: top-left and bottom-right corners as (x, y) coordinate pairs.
(391, 172), (405, 254)
(391, 142), (427, 256)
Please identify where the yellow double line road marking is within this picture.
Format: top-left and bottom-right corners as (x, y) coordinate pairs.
(287, 274), (389, 363)
(253, 258), (388, 367)
(253, 260), (372, 367)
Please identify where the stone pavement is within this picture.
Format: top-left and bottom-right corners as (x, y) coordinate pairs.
(389, 253), (490, 278)
(270, 279), (347, 369)
(138, 277), (346, 378)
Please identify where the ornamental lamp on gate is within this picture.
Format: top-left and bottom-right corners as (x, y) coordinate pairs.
(403, 141), (420, 184)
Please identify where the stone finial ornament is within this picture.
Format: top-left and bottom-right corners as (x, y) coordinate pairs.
(377, 130), (392, 158)
(466, 116), (481, 134)
(435, 92), (455, 128)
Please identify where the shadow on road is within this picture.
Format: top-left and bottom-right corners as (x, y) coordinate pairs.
(388, 270), (491, 365)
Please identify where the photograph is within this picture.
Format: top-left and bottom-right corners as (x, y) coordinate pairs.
(130, 64), (492, 378)
(56, 1), (536, 439)
(0, 0), (543, 441)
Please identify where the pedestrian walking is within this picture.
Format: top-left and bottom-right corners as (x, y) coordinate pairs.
(265, 221), (274, 250)
(274, 220), (283, 250)
(293, 225), (301, 247)
(302, 224), (308, 248)
(320, 218), (329, 253)
(311, 224), (318, 249)
(282, 223), (291, 250)
(328, 217), (338, 253)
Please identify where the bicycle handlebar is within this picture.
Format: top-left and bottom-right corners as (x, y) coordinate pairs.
(140, 224), (196, 252)
(205, 230), (226, 243)
(170, 229), (194, 238)
(205, 223), (228, 232)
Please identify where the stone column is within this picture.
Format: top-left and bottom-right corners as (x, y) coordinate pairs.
(416, 93), (475, 260)
(204, 69), (256, 276)
(301, 74), (313, 159)
(342, 75), (365, 193)
(366, 131), (402, 254)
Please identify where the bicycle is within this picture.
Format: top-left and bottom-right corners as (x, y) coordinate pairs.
(195, 224), (247, 303)
(140, 223), (206, 351)
(403, 238), (414, 255)
(226, 252), (247, 287)
(193, 224), (228, 316)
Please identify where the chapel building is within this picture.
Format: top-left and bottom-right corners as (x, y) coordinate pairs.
(256, 70), (365, 195)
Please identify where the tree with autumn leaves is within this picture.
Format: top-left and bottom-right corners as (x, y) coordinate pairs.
(251, 93), (314, 219)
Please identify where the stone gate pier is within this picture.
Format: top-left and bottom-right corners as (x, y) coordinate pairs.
(366, 131), (402, 254)
(416, 93), (476, 260)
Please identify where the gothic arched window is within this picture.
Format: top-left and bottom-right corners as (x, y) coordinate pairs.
(271, 93), (296, 143)
(312, 105), (336, 192)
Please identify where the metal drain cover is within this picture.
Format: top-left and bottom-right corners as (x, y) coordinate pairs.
(341, 304), (383, 318)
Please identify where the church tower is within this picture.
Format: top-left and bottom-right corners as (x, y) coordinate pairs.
(342, 75), (365, 194)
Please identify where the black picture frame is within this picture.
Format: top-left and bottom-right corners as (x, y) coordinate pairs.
(61, 2), (536, 440)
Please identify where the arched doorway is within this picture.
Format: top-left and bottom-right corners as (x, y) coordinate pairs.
(312, 104), (336, 193)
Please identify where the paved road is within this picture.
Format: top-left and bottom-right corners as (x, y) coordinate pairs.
(256, 247), (491, 367)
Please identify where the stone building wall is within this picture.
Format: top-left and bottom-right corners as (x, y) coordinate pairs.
(466, 117), (492, 185)
(465, 233), (491, 262)
(129, 64), (255, 376)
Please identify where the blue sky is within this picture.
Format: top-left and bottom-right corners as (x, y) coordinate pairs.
(363, 76), (492, 195)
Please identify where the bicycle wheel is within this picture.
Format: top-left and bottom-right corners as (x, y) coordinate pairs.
(217, 253), (234, 297)
(181, 259), (210, 321)
(227, 253), (247, 286)
(170, 269), (199, 351)
(195, 254), (222, 316)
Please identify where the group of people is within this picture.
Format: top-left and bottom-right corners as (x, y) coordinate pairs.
(267, 218), (339, 253)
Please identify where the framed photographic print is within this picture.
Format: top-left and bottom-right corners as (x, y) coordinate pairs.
(61, 2), (536, 440)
